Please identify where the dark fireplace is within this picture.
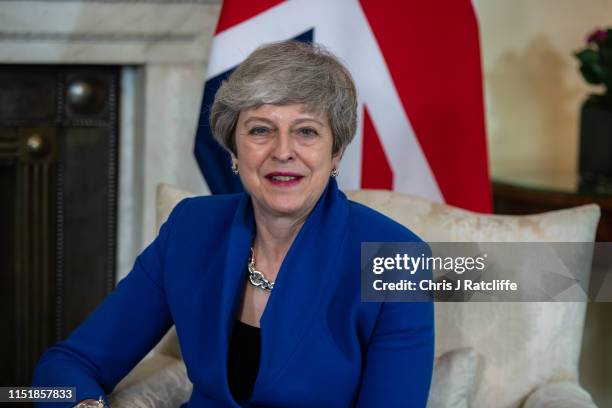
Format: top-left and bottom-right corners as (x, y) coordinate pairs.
(0, 66), (120, 386)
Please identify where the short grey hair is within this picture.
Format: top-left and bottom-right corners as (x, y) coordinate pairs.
(210, 40), (357, 157)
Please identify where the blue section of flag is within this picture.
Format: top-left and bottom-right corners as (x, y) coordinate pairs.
(194, 69), (242, 194)
(291, 29), (314, 44)
(194, 29), (315, 194)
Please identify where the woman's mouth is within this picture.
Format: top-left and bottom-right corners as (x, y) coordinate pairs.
(265, 172), (304, 187)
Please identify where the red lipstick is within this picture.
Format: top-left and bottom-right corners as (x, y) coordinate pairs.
(265, 172), (304, 187)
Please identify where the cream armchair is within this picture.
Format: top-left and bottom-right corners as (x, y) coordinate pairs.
(109, 185), (600, 408)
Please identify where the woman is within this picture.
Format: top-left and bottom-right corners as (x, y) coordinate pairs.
(33, 40), (434, 407)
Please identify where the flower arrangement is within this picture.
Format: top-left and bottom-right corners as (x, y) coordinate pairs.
(575, 28), (612, 104)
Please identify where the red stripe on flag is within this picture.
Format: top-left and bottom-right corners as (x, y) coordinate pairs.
(215, 0), (285, 34)
(361, 106), (393, 190)
(359, 0), (491, 212)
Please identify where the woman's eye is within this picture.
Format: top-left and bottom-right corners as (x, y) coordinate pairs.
(248, 127), (269, 135)
(298, 128), (318, 137)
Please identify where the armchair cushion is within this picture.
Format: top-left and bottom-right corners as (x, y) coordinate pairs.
(427, 348), (476, 408)
(523, 381), (596, 408)
(345, 190), (600, 408)
(109, 353), (191, 408)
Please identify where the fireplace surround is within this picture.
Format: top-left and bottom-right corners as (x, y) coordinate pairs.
(0, 0), (220, 386)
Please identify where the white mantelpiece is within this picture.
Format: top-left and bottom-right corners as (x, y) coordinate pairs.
(0, 1), (220, 64)
(0, 0), (221, 279)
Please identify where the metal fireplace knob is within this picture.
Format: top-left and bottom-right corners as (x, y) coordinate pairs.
(26, 133), (47, 156)
(67, 79), (106, 114)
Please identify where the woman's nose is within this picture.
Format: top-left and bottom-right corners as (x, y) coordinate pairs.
(272, 130), (294, 162)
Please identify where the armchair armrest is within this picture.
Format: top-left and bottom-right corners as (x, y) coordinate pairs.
(523, 381), (597, 408)
(109, 353), (192, 408)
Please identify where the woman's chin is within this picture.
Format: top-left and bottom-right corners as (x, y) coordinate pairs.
(260, 197), (310, 218)
(269, 203), (305, 217)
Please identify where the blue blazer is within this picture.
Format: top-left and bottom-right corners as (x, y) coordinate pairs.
(33, 179), (434, 407)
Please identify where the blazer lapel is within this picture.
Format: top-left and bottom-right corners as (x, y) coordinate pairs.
(217, 195), (255, 405)
(251, 179), (350, 401)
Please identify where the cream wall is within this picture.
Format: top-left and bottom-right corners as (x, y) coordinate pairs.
(478, 5), (612, 407)
(479, 0), (612, 178)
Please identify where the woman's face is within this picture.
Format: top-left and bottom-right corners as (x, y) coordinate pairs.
(234, 103), (340, 221)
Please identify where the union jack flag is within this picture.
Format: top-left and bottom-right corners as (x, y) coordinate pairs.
(194, 0), (491, 213)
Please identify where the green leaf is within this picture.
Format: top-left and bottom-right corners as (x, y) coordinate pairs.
(580, 64), (604, 84)
(575, 49), (600, 64)
(601, 47), (612, 66)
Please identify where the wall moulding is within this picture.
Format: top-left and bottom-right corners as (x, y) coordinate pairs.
(0, 1), (220, 64)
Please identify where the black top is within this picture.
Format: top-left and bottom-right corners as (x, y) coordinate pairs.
(228, 319), (261, 402)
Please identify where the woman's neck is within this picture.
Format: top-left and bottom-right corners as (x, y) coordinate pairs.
(251, 206), (308, 277)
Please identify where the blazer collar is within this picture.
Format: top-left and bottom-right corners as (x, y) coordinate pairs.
(217, 178), (351, 405)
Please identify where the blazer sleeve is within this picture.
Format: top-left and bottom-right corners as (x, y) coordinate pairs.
(31, 198), (190, 407)
(355, 300), (435, 408)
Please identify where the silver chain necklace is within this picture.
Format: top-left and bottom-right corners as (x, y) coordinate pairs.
(247, 247), (275, 292)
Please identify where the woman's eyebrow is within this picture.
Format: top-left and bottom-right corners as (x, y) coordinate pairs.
(243, 117), (275, 126)
(293, 118), (324, 126)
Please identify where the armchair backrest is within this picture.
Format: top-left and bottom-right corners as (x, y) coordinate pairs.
(346, 189), (600, 408)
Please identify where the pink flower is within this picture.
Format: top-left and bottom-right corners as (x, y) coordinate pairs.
(587, 29), (608, 45)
